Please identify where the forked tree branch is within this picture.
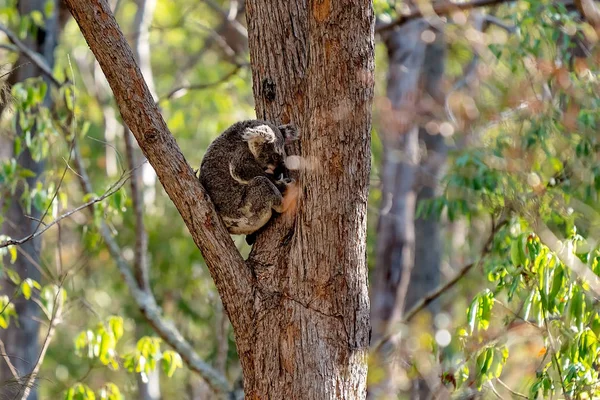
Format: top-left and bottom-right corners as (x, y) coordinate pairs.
(69, 140), (232, 395)
(62, 0), (254, 355)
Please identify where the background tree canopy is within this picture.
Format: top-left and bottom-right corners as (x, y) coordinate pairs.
(0, 0), (599, 399)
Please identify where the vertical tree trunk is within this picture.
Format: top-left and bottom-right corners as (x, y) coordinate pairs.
(369, 19), (447, 399)
(0, 1), (59, 399)
(243, 1), (375, 398)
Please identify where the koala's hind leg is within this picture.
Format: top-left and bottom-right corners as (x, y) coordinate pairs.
(243, 176), (284, 222)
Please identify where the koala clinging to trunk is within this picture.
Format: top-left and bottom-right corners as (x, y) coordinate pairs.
(200, 120), (299, 242)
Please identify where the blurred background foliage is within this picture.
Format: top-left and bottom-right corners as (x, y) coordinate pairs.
(1, 0), (600, 398)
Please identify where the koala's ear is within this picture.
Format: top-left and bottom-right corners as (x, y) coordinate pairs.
(279, 124), (299, 144)
(241, 124), (276, 144)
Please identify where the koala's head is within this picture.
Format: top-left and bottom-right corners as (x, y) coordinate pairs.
(242, 123), (299, 173)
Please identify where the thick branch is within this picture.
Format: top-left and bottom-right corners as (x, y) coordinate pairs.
(63, 0), (253, 339)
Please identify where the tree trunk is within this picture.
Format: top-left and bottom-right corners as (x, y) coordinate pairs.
(0, 2), (59, 399)
(241, 2), (374, 398)
(64, 0), (374, 397)
(369, 19), (446, 399)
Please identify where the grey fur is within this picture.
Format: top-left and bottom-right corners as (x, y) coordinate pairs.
(200, 120), (298, 235)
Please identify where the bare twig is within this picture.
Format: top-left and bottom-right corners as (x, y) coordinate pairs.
(157, 64), (243, 103)
(497, 378), (528, 399)
(0, 23), (63, 87)
(484, 15), (517, 32)
(0, 172), (132, 249)
(0, 339), (21, 384)
(18, 284), (63, 400)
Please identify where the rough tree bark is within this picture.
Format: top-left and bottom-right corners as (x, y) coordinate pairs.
(243, 1), (374, 398)
(0, 2), (59, 399)
(369, 19), (447, 399)
(63, 0), (374, 398)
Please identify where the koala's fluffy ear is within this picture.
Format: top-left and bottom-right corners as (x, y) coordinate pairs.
(279, 124), (299, 144)
(242, 124), (276, 144)
(242, 125), (276, 157)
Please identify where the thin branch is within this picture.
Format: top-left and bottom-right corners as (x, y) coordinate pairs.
(484, 14), (517, 32)
(0, 43), (19, 53)
(29, 140), (76, 247)
(18, 285), (63, 400)
(402, 216), (506, 322)
(0, 172), (132, 249)
(0, 339), (21, 384)
(496, 378), (528, 399)
(157, 64), (243, 104)
(372, 215), (507, 353)
(376, 0), (515, 33)
(0, 23), (63, 87)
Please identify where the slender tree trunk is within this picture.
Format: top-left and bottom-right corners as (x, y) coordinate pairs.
(369, 19), (447, 399)
(242, 2), (374, 398)
(0, 1), (59, 399)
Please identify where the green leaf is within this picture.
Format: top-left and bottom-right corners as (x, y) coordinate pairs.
(6, 268), (20, 284)
(162, 350), (183, 378)
(21, 281), (31, 300)
(64, 383), (96, 400)
(510, 234), (527, 267)
(8, 246), (17, 264)
(99, 383), (122, 400)
(467, 296), (479, 334)
(108, 316), (124, 342)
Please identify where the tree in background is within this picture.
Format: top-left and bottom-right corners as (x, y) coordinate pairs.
(0, 1), (59, 399)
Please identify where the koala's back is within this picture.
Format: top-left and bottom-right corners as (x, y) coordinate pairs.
(200, 129), (244, 214)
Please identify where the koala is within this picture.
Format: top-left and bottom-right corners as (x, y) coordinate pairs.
(200, 120), (299, 241)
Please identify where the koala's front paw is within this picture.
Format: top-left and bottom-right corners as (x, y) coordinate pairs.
(278, 177), (293, 185)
